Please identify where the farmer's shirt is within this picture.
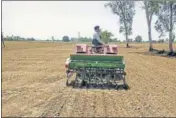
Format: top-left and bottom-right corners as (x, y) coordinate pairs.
(93, 31), (103, 44)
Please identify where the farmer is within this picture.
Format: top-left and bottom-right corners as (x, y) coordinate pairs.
(92, 25), (104, 46)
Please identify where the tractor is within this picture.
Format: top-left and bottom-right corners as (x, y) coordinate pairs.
(65, 44), (128, 89)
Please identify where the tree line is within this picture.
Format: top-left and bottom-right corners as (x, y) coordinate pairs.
(3, 35), (36, 41)
(105, 0), (176, 55)
(62, 33), (145, 43)
(3, 32), (174, 44)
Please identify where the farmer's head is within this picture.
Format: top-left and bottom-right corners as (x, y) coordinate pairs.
(94, 25), (100, 32)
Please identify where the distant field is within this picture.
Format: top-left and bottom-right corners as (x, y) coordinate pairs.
(2, 41), (176, 117)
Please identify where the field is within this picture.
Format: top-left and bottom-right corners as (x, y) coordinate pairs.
(2, 41), (176, 117)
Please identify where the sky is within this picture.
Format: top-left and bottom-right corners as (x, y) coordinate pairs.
(2, 1), (161, 41)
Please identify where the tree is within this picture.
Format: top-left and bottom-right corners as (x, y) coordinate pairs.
(105, 0), (135, 47)
(101, 30), (114, 44)
(28, 37), (35, 41)
(158, 39), (164, 43)
(142, 1), (159, 51)
(51, 36), (55, 42)
(62, 36), (70, 42)
(135, 35), (143, 42)
(82, 37), (92, 42)
(1, 32), (5, 47)
(110, 38), (118, 42)
(128, 38), (133, 42)
(173, 34), (175, 42)
(155, 1), (176, 54)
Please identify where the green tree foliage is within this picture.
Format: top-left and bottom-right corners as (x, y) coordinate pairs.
(27, 37), (35, 41)
(70, 37), (92, 42)
(135, 35), (143, 42)
(155, 1), (176, 53)
(128, 38), (133, 42)
(51, 36), (55, 42)
(62, 36), (70, 42)
(105, 0), (135, 47)
(3, 35), (35, 41)
(109, 38), (118, 42)
(70, 37), (77, 42)
(158, 39), (165, 43)
(101, 30), (114, 44)
(79, 37), (92, 42)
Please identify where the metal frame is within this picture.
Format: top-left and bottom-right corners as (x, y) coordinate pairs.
(66, 68), (127, 89)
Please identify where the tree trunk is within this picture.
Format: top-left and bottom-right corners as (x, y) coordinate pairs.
(126, 33), (129, 48)
(1, 33), (5, 47)
(148, 22), (153, 51)
(144, 1), (153, 51)
(169, 2), (173, 54)
(124, 16), (129, 48)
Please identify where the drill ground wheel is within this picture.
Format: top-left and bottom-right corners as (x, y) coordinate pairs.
(123, 84), (128, 90)
(122, 74), (128, 90)
(66, 80), (69, 86)
(66, 72), (70, 86)
(73, 74), (83, 88)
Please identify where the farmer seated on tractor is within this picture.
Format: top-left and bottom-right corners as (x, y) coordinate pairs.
(92, 25), (104, 52)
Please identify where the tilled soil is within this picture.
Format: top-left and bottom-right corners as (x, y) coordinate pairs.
(2, 42), (176, 117)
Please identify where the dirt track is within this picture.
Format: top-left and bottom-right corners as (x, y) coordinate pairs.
(2, 41), (176, 117)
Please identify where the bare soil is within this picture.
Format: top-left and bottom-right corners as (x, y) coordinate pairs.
(2, 41), (176, 117)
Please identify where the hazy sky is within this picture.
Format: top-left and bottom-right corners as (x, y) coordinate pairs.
(2, 1), (161, 41)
